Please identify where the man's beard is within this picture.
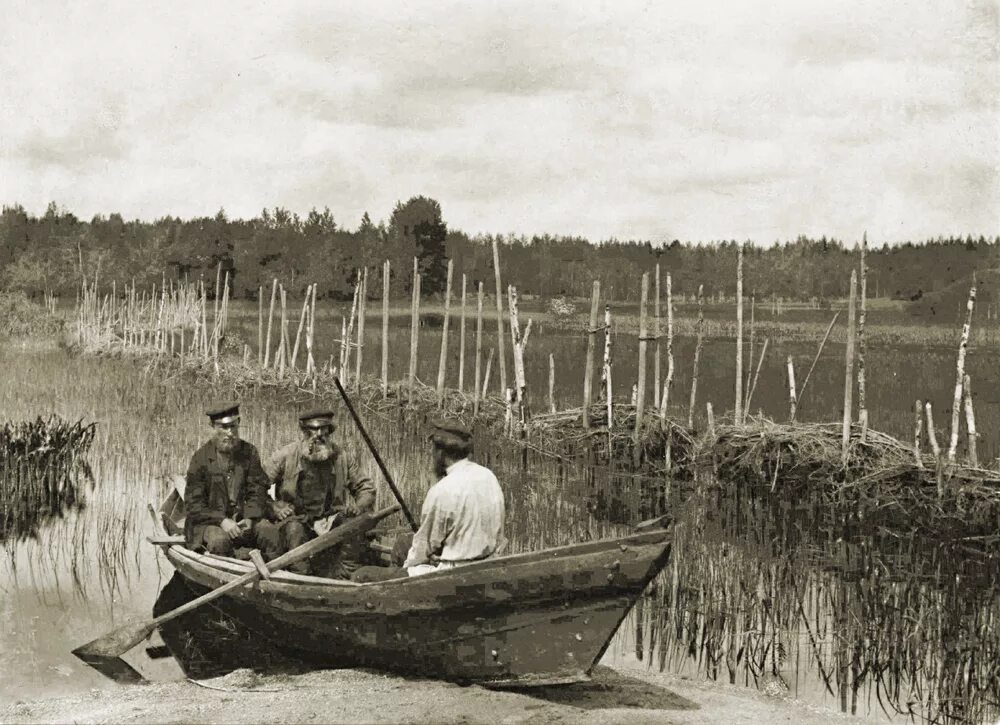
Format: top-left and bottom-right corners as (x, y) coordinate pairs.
(302, 439), (333, 463)
(215, 435), (238, 453)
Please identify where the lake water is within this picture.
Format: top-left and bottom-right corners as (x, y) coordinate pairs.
(2, 319), (998, 722)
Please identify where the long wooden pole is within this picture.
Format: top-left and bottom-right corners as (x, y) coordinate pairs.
(474, 281), (484, 415)
(602, 304), (613, 429)
(381, 260), (390, 398)
(458, 273), (467, 394)
(659, 272), (674, 419)
(548, 353), (556, 413)
(291, 284), (310, 370)
(635, 272), (649, 443)
(354, 269), (367, 390)
(735, 244), (744, 424)
(787, 355), (797, 421)
(264, 278), (277, 369)
(857, 233), (868, 439)
(257, 285), (264, 367)
(408, 257), (420, 393)
(491, 237), (508, 394)
(583, 281), (600, 429)
(841, 270), (857, 466)
(963, 373), (978, 467)
(654, 264), (661, 410)
(436, 259), (454, 403)
(687, 284), (704, 428)
(948, 281), (976, 462)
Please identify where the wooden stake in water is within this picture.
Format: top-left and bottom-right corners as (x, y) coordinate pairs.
(798, 310), (841, 409)
(305, 284), (317, 378)
(841, 269), (857, 466)
(913, 400), (924, 468)
(481, 347), (494, 401)
(602, 304), (613, 429)
(291, 284), (310, 371)
(507, 285), (531, 423)
(744, 337), (769, 416)
(706, 401), (715, 439)
(857, 233), (868, 440)
(948, 281), (976, 463)
(408, 258), (421, 394)
(583, 281), (600, 429)
(635, 272), (649, 443)
(687, 284), (704, 428)
(436, 259), (454, 404)
(257, 285), (264, 367)
(654, 264), (661, 410)
(787, 354), (797, 421)
(355, 268), (367, 391)
(491, 237), (508, 393)
(381, 260), (390, 398)
(963, 373), (978, 467)
(745, 292), (755, 414)
(659, 273), (674, 419)
(264, 278), (277, 369)
(735, 244), (744, 425)
(458, 273), (467, 394)
(474, 281), (484, 415)
(277, 285), (288, 378)
(548, 353), (556, 413)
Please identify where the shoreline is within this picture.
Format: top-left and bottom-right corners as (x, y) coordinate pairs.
(2, 655), (872, 725)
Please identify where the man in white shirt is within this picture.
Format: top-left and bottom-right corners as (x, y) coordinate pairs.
(403, 417), (506, 576)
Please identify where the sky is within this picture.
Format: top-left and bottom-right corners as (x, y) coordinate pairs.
(1, 0), (998, 244)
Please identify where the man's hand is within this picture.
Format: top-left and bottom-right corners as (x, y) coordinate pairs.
(272, 501), (295, 521)
(345, 501), (360, 517)
(220, 518), (241, 539)
(312, 513), (342, 536)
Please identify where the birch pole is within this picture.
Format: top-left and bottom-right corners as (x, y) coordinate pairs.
(687, 284), (704, 428)
(963, 373), (978, 467)
(491, 237), (508, 393)
(458, 273), (467, 394)
(548, 354), (556, 413)
(264, 278), (277, 369)
(654, 264), (661, 410)
(355, 268), (367, 391)
(913, 400), (924, 468)
(291, 283), (311, 370)
(602, 304), (613, 429)
(436, 259), (454, 403)
(474, 281), (484, 415)
(507, 285), (531, 423)
(583, 281), (601, 429)
(735, 244), (744, 424)
(841, 270), (857, 466)
(408, 257), (420, 393)
(635, 272), (649, 443)
(787, 355), (797, 421)
(257, 285), (264, 367)
(381, 260), (390, 397)
(659, 272), (675, 419)
(948, 282), (976, 463)
(858, 233), (868, 439)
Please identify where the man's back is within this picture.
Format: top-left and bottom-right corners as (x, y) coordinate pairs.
(419, 458), (505, 564)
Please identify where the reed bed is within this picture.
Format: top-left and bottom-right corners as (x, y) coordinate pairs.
(0, 416), (95, 541)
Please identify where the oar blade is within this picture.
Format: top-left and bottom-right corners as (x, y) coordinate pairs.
(71, 652), (147, 683)
(72, 618), (156, 662)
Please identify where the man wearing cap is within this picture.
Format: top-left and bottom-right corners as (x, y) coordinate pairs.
(263, 409), (376, 578)
(184, 403), (280, 560)
(403, 417), (505, 576)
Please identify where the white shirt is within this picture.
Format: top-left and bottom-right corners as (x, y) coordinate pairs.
(404, 458), (505, 568)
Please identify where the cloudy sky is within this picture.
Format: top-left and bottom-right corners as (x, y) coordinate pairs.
(1, 0), (998, 244)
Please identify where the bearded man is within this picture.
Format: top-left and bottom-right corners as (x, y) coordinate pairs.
(263, 409), (376, 578)
(183, 403), (280, 560)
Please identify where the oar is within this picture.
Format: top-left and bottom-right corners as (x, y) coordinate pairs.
(333, 376), (418, 532)
(72, 503), (401, 669)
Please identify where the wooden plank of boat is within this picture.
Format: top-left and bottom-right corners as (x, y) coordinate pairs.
(162, 527), (671, 687)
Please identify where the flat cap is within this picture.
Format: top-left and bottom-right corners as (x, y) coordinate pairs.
(299, 409), (335, 429)
(427, 416), (472, 443)
(206, 403), (240, 424)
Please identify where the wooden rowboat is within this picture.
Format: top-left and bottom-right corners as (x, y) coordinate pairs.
(154, 489), (672, 687)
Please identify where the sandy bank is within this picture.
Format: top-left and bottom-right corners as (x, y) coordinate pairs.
(3, 656), (872, 725)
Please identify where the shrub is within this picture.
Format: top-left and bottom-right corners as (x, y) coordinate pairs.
(0, 291), (65, 337)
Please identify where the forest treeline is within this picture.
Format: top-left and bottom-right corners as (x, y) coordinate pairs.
(3, 198), (998, 303)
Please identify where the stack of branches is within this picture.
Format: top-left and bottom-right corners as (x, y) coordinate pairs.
(699, 417), (1000, 550)
(0, 416), (96, 541)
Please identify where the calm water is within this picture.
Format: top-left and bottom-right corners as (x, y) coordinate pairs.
(2, 324), (997, 721)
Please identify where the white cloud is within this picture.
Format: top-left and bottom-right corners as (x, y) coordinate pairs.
(0, 0), (997, 243)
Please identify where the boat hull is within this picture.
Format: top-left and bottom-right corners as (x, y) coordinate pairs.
(164, 529), (671, 687)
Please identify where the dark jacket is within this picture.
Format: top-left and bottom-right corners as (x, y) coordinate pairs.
(263, 441), (376, 524)
(184, 438), (270, 547)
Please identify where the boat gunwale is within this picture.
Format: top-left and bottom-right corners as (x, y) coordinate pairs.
(165, 526), (672, 592)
